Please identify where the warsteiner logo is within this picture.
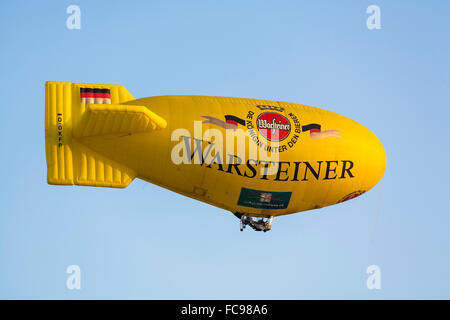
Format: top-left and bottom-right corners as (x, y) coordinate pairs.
(257, 112), (291, 142)
(201, 104), (342, 154)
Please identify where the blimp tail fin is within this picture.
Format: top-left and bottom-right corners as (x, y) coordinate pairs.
(74, 103), (167, 137)
(45, 81), (159, 188)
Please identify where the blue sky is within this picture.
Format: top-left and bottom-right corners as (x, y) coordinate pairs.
(0, 0), (449, 299)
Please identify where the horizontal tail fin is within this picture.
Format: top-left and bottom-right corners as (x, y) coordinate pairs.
(45, 81), (166, 188)
(74, 103), (167, 138)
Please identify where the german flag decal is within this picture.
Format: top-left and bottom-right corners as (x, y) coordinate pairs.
(80, 88), (111, 104)
(224, 115), (246, 127)
(301, 123), (322, 134)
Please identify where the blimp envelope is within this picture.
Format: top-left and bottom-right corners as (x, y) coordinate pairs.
(45, 81), (386, 232)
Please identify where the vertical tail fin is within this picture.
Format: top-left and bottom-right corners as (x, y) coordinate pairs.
(45, 81), (138, 188)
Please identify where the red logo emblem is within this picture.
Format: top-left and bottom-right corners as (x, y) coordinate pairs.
(339, 190), (365, 203)
(256, 112), (291, 142)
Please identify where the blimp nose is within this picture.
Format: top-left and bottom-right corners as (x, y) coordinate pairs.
(362, 129), (386, 190)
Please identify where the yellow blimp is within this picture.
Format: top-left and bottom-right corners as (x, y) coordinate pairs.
(45, 81), (386, 232)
